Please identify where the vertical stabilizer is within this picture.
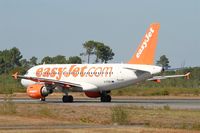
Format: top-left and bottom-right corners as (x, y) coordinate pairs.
(128, 23), (160, 65)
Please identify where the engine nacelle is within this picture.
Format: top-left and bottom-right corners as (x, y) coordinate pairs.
(27, 84), (51, 99)
(85, 91), (101, 98)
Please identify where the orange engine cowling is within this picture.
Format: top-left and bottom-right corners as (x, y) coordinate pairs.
(27, 84), (50, 99)
(85, 91), (101, 98)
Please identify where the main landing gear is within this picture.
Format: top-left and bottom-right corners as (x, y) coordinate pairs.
(40, 97), (46, 101)
(100, 91), (111, 102)
(62, 95), (74, 103)
(61, 91), (111, 103)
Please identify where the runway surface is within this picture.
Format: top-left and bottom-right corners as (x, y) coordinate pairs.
(1, 98), (200, 109)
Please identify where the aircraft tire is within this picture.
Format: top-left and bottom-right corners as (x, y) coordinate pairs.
(40, 97), (46, 101)
(62, 95), (73, 103)
(68, 95), (74, 102)
(101, 95), (111, 102)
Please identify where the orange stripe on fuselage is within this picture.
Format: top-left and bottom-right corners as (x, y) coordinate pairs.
(35, 65), (113, 80)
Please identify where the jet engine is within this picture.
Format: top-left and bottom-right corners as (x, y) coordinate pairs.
(27, 84), (52, 99)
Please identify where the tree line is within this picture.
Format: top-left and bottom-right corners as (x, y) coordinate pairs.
(81, 40), (114, 63)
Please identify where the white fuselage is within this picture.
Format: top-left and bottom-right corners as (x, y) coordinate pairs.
(21, 64), (162, 92)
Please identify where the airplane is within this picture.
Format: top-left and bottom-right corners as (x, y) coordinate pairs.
(12, 23), (190, 103)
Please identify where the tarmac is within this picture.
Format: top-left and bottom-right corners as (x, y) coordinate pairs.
(1, 97), (200, 110)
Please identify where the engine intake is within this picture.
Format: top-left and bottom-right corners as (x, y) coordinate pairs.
(27, 84), (51, 99)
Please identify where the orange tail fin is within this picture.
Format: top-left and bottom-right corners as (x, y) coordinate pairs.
(128, 23), (160, 65)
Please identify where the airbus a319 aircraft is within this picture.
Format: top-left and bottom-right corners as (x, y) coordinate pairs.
(12, 23), (190, 102)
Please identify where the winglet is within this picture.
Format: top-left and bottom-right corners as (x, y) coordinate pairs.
(128, 23), (160, 65)
(12, 72), (18, 80)
(185, 72), (190, 80)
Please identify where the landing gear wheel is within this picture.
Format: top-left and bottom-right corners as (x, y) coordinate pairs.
(101, 95), (111, 102)
(107, 95), (111, 102)
(62, 95), (73, 103)
(40, 97), (46, 101)
(68, 95), (73, 102)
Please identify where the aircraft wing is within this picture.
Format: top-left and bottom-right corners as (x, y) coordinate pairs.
(148, 72), (190, 82)
(12, 72), (97, 90)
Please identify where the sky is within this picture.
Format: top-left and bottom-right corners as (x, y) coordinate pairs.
(0, 0), (199, 67)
